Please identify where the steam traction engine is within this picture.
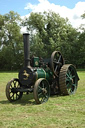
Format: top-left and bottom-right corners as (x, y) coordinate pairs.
(6, 33), (79, 104)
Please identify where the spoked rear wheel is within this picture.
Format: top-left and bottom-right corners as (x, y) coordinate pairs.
(34, 78), (50, 104)
(6, 78), (23, 102)
(59, 64), (79, 95)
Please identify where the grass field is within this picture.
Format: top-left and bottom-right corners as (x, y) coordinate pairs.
(0, 71), (85, 128)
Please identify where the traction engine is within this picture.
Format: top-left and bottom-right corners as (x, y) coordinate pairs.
(6, 33), (79, 104)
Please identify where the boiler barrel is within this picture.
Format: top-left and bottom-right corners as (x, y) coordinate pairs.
(35, 68), (53, 81)
(19, 67), (53, 86)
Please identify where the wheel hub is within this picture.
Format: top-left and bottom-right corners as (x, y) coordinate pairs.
(42, 88), (47, 94)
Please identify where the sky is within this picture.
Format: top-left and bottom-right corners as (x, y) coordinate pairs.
(0, 0), (85, 31)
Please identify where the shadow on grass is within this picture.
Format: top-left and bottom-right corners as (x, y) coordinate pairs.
(0, 93), (36, 106)
(0, 93), (66, 106)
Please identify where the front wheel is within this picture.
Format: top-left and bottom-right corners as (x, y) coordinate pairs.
(6, 78), (23, 102)
(33, 78), (50, 104)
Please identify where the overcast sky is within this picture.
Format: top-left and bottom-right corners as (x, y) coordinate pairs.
(0, 0), (85, 31)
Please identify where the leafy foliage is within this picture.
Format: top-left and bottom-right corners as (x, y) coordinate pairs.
(0, 11), (24, 70)
(23, 11), (82, 67)
(0, 11), (85, 70)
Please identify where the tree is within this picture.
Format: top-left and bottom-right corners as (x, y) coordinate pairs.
(76, 12), (85, 68)
(23, 11), (79, 66)
(0, 11), (24, 70)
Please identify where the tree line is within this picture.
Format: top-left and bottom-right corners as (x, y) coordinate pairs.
(0, 11), (85, 70)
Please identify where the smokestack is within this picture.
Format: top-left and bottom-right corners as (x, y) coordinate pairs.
(23, 33), (30, 67)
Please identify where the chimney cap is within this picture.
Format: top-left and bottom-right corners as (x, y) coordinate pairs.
(23, 33), (30, 35)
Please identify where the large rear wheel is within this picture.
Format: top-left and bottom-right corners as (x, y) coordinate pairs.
(59, 64), (79, 95)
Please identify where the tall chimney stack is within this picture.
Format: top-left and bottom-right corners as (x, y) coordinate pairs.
(23, 33), (30, 67)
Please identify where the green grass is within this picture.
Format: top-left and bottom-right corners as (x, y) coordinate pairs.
(0, 71), (85, 128)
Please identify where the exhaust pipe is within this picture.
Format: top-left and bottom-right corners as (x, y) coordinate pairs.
(23, 33), (30, 67)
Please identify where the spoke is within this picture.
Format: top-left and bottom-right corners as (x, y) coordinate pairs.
(11, 93), (14, 100)
(68, 70), (71, 76)
(70, 68), (74, 75)
(66, 77), (70, 82)
(45, 87), (48, 92)
(44, 94), (48, 99)
(10, 93), (14, 98)
(67, 88), (70, 93)
(38, 92), (43, 97)
(67, 86), (73, 94)
(39, 96), (44, 102)
(38, 86), (42, 90)
(42, 82), (45, 88)
(17, 83), (20, 88)
(45, 95), (48, 98)
(70, 89), (73, 93)
(13, 81), (16, 88)
(54, 65), (58, 72)
(9, 90), (12, 94)
(70, 69), (75, 78)
(53, 60), (57, 64)
(13, 93), (15, 100)
(16, 93), (19, 99)
(41, 98), (44, 102)
(38, 87), (42, 93)
(72, 75), (75, 79)
(58, 55), (61, 62)
(66, 73), (70, 79)
(38, 89), (42, 93)
(72, 84), (76, 87)
(66, 83), (71, 88)
(15, 93), (17, 99)
(41, 95), (46, 102)
(16, 82), (18, 88)
(10, 84), (13, 88)
(54, 55), (56, 60)
(42, 96), (48, 102)
(13, 81), (15, 87)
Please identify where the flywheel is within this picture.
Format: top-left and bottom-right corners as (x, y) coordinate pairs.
(50, 51), (64, 77)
